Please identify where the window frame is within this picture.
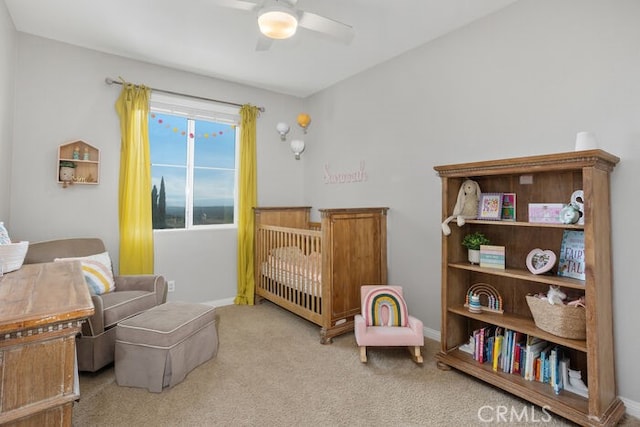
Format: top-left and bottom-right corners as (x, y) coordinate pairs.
(149, 93), (240, 231)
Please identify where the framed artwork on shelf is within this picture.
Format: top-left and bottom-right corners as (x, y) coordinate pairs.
(525, 248), (556, 275)
(528, 203), (564, 224)
(501, 193), (516, 221)
(477, 193), (504, 221)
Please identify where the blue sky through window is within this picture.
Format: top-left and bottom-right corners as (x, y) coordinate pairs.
(149, 111), (237, 228)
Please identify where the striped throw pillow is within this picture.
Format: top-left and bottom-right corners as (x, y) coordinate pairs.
(55, 251), (115, 295)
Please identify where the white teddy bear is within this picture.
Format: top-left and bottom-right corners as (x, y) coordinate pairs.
(441, 179), (481, 236)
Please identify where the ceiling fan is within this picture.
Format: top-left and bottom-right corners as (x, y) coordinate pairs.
(212, 0), (355, 50)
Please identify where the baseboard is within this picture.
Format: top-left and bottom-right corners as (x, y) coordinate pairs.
(621, 397), (640, 419)
(423, 326), (440, 342)
(202, 297), (235, 307)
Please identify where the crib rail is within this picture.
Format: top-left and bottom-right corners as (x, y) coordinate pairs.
(255, 225), (323, 322)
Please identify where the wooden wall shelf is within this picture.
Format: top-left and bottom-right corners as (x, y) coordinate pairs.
(58, 140), (100, 187)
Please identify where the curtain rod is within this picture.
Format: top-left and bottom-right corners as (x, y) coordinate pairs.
(105, 77), (265, 112)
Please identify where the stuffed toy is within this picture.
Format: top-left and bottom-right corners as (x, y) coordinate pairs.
(441, 179), (481, 236)
(546, 285), (567, 305)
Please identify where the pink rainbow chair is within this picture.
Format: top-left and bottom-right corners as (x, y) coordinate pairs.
(354, 285), (424, 363)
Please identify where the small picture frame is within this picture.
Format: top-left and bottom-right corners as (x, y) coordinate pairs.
(501, 193), (516, 221)
(525, 248), (556, 275)
(477, 193), (504, 220)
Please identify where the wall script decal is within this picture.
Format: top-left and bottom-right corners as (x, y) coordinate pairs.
(323, 161), (368, 184)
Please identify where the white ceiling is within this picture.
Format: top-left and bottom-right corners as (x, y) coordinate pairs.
(5, 0), (517, 98)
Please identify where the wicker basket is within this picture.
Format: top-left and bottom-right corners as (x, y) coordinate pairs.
(526, 295), (586, 340)
(0, 241), (29, 274)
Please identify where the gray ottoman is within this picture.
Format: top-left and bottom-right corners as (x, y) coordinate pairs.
(115, 301), (218, 392)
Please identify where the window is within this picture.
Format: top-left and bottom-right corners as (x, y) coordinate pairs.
(149, 93), (240, 230)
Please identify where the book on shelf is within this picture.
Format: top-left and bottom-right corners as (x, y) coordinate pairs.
(466, 325), (496, 363)
(557, 230), (585, 280)
(478, 328), (485, 363)
(492, 327), (504, 371)
(509, 332), (525, 374)
(500, 330), (510, 372)
(501, 193), (516, 221)
(539, 343), (555, 383)
(524, 336), (548, 381)
(480, 245), (505, 270)
(550, 347), (562, 393)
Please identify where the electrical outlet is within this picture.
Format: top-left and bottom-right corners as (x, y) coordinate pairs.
(168, 280), (175, 292)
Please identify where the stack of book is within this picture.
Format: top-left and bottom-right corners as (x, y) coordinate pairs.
(460, 327), (586, 397)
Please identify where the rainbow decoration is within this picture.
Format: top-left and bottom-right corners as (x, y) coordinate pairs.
(364, 287), (408, 327)
(464, 283), (504, 314)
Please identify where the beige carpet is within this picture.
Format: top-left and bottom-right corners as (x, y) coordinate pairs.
(72, 301), (638, 426)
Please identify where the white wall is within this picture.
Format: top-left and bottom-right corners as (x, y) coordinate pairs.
(0, 1), (15, 224)
(9, 34), (305, 302)
(306, 0), (640, 406)
(6, 0), (640, 411)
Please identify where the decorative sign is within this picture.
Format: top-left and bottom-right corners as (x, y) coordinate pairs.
(323, 161), (368, 184)
(480, 245), (506, 270)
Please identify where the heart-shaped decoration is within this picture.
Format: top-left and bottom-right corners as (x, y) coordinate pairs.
(526, 249), (556, 275)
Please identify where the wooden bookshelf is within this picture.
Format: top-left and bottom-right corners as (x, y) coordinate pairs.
(434, 150), (624, 426)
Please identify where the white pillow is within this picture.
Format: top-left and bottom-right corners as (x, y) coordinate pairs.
(0, 222), (11, 244)
(55, 251), (115, 295)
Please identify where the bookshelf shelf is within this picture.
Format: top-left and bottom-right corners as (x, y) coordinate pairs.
(438, 349), (593, 416)
(434, 150), (624, 426)
(448, 263), (587, 290)
(465, 219), (584, 230)
(448, 306), (586, 352)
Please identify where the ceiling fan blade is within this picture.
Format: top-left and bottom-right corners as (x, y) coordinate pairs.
(256, 35), (274, 51)
(298, 11), (354, 44)
(211, 0), (259, 12)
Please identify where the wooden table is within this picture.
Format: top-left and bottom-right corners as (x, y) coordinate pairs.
(0, 261), (94, 426)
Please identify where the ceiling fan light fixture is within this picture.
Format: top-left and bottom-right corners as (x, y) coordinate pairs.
(258, 7), (298, 39)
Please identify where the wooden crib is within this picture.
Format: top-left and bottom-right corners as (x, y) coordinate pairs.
(254, 206), (389, 343)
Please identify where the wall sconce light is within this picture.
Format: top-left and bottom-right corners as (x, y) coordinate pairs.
(276, 122), (290, 141)
(290, 139), (305, 160)
(297, 113), (311, 134)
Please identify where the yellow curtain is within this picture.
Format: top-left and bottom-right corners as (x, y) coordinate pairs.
(234, 104), (260, 305)
(115, 84), (154, 274)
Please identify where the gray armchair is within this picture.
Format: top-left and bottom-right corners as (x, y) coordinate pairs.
(24, 238), (168, 372)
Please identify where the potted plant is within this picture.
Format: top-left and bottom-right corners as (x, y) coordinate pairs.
(462, 232), (491, 264)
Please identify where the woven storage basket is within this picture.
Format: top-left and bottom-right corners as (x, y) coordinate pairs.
(526, 295), (586, 340)
(0, 241), (29, 274)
